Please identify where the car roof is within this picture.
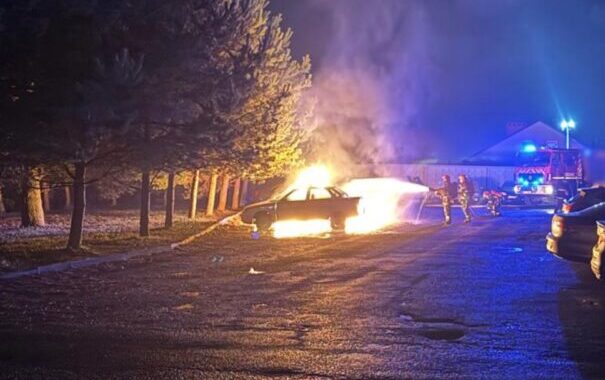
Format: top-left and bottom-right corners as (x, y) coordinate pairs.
(573, 201), (605, 217)
(282, 186), (348, 197)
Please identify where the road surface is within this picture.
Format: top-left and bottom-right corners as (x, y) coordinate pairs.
(1, 209), (605, 379)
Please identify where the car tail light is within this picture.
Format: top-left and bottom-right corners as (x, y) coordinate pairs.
(552, 215), (565, 237)
(561, 203), (572, 214)
(591, 248), (603, 280)
(598, 223), (605, 239)
(592, 223), (605, 280)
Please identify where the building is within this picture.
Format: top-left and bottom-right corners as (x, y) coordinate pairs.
(468, 121), (587, 165)
(359, 121), (604, 189)
(468, 121), (603, 182)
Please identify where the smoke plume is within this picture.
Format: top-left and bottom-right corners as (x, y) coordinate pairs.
(303, 0), (438, 178)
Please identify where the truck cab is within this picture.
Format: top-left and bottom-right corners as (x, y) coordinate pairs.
(514, 147), (583, 204)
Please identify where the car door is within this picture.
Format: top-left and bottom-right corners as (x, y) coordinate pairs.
(306, 187), (334, 220)
(275, 188), (309, 221)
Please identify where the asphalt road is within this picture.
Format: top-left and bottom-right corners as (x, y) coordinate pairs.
(1, 208), (605, 379)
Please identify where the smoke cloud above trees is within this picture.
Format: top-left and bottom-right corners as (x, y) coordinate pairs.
(292, 0), (439, 173)
(273, 0), (605, 164)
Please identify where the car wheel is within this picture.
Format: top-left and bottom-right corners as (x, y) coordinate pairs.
(254, 213), (273, 232)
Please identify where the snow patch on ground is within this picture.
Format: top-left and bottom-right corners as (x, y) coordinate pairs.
(0, 210), (221, 243)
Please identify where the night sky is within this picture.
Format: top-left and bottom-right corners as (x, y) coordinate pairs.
(270, 0), (605, 161)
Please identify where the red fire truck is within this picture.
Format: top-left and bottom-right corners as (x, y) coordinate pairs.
(513, 147), (584, 204)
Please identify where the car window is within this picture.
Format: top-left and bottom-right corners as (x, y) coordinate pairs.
(309, 188), (331, 200)
(285, 189), (307, 201)
(329, 188), (347, 198)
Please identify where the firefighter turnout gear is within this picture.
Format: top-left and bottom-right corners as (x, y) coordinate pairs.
(435, 175), (453, 225)
(458, 175), (473, 223)
(483, 190), (505, 216)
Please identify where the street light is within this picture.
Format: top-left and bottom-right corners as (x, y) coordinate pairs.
(560, 119), (576, 149)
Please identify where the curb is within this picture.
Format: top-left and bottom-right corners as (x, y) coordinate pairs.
(0, 213), (241, 281)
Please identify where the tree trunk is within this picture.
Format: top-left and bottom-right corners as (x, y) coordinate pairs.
(205, 172), (218, 217)
(217, 174), (230, 212)
(188, 169), (200, 219)
(139, 168), (151, 237)
(67, 162), (86, 251)
(42, 187), (51, 212)
(20, 167), (45, 227)
(165, 171), (176, 228)
(231, 178), (241, 210)
(64, 185), (72, 210)
(240, 179), (249, 207)
(0, 186), (6, 215)
(19, 183), (31, 227)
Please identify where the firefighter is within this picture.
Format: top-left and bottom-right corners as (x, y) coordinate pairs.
(483, 190), (505, 216)
(458, 174), (473, 223)
(434, 175), (453, 225)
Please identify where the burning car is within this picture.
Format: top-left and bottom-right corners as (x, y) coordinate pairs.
(240, 186), (360, 232)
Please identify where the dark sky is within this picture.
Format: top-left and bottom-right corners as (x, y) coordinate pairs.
(270, 0), (605, 160)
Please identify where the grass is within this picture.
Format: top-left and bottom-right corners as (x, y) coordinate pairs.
(0, 220), (215, 273)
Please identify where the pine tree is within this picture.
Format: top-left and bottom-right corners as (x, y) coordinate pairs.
(111, 0), (276, 235)
(0, 1), (142, 250)
(220, 7), (313, 183)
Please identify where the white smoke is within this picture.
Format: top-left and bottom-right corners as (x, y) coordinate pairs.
(303, 0), (439, 175)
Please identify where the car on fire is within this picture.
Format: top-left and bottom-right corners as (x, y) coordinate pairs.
(561, 186), (605, 213)
(240, 186), (360, 231)
(590, 220), (605, 280)
(546, 202), (605, 262)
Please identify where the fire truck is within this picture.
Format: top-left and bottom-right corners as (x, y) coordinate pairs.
(513, 146), (584, 204)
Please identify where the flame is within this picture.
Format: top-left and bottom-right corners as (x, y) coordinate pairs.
(272, 219), (332, 239)
(272, 165), (334, 238)
(342, 178), (428, 234)
(270, 165), (429, 238)
(289, 164), (332, 190)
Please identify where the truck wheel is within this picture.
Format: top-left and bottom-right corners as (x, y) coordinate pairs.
(330, 214), (346, 230)
(254, 213), (272, 232)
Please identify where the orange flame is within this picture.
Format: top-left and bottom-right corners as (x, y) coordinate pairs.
(271, 165), (428, 238)
(272, 219), (332, 239)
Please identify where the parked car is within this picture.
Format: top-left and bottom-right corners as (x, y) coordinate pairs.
(590, 220), (605, 280)
(561, 186), (605, 213)
(546, 202), (605, 262)
(240, 186), (360, 231)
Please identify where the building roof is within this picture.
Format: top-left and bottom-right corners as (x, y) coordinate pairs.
(468, 121), (587, 165)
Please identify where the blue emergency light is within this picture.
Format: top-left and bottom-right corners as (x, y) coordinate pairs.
(521, 143), (537, 153)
